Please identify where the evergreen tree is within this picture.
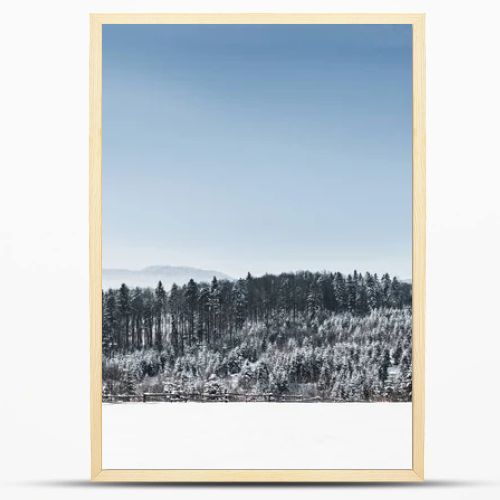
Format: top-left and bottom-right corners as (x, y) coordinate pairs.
(169, 284), (181, 354)
(198, 285), (210, 344)
(184, 279), (198, 347)
(131, 287), (144, 350)
(346, 274), (356, 312)
(154, 281), (167, 351)
(117, 284), (131, 351)
(333, 272), (347, 312)
(102, 290), (117, 356)
(355, 285), (370, 316)
(209, 277), (220, 346)
(381, 273), (392, 305)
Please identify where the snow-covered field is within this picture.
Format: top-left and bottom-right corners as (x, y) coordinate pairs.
(103, 402), (412, 469)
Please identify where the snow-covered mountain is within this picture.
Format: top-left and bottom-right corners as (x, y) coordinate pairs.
(102, 265), (234, 290)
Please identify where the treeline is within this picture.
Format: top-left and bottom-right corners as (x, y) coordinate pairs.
(103, 308), (412, 402)
(102, 270), (411, 356)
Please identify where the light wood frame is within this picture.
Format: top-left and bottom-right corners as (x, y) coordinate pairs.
(90, 13), (425, 483)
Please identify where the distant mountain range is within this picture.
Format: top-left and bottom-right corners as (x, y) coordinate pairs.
(102, 265), (411, 290)
(102, 265), (234, 290)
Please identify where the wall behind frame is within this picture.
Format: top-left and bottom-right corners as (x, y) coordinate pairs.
(1, 0), (500, 499)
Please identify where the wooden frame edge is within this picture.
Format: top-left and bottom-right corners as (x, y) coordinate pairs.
(90, 12), (425, 25)
(92, 469), (423, 483)
(90, 13), (425, 483)
(411, 13), (426, 481)
(90, 13), (103, 479)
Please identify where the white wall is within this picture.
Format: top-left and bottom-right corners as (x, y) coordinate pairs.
(1, 0), (499, 499)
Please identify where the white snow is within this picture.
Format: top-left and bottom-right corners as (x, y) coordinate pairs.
(103, 402), (412, 470)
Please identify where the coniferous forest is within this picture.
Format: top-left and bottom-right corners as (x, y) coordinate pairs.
(102, 271), (412, 403)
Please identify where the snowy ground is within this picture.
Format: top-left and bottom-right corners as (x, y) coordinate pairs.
(103, 402), (412, 470)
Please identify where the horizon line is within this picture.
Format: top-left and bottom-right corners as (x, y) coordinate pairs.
(102, 264), (411, 281)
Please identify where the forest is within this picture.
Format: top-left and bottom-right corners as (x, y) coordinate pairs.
(102, 270), (412, 402)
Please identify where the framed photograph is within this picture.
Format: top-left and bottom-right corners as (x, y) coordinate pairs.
(90, 13), (425, 482)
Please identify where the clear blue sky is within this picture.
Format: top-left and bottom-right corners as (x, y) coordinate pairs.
(103, 24), (412, 279)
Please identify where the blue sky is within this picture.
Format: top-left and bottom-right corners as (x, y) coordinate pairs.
(103, 24), (412, 279)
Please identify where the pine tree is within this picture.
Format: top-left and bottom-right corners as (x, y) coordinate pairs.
(118, 284), (131, 352)
(184, 279), (198, 347)
(333, 272), (347, 312)
(131, 287), (144, 350)
(346, 274), (356, 312)
(355, 285), (370, 316)
(198, 285), (210, 344)
(233, 282), (247, 331)
(390, 277), (402, 308)
(209, 277), (220, 346)
(103, 290), (117, 356)
(381, 273), (392, 307)
(154, 281), (167, 351)
(169, 283), (181, 354)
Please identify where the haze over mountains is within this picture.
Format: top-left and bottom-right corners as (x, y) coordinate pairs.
(103, 265), (411, 290)
(102, 265), (234, 290)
